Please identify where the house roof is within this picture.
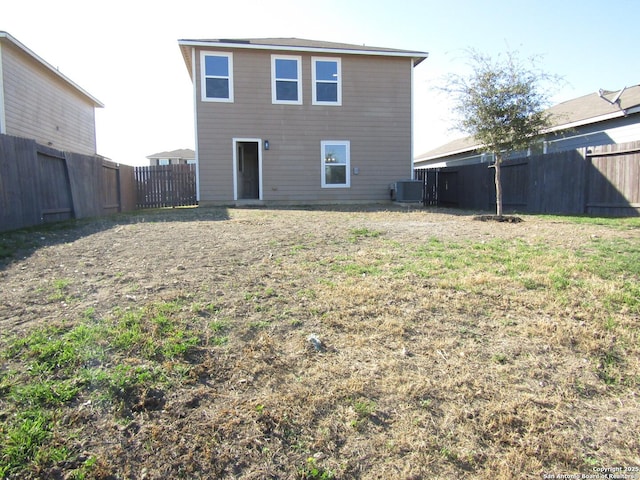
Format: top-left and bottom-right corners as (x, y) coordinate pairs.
(146, 148), (195, 160)
(415, 84), (640, 164)
(0, 31), (104, 108)
(177, 37), (428, 75)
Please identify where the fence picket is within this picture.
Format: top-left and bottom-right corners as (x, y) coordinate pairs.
(134, 164), (197, 209)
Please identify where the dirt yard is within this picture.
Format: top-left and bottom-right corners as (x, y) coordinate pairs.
(1, 206), (638, 479)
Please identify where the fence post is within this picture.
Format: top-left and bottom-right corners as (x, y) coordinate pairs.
(582, 147), (591, 214)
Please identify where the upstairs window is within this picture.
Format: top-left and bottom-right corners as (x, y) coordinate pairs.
(272, 55), (302, 104)
(312, 57), (341, 105)
(202, 52), (233, 102)
(321, 141), (350, 188)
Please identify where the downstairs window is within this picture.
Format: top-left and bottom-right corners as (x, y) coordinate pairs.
(321, 141), (350, 188)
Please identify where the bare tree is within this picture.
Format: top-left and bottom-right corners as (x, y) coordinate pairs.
(444, 50), (559, 217)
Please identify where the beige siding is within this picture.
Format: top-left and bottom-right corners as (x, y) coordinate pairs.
(1, 42), (97, 155)
(195, 47), (414, 203)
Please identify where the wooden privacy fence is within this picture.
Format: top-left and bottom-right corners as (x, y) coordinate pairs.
(0, 134), (136, 232)
(415, 141), (640, 216)
(134, 164), (197, 209)
(586, 143), (640, 216)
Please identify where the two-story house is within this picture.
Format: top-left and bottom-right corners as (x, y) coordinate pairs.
(146, 148), (196, 166)
(0, 31), (103, 155)
(178, 38), (427, 205)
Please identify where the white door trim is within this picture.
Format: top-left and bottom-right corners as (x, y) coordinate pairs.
(232, 138), (263, 201)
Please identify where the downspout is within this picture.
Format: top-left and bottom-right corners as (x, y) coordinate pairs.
(0, 44), (6, 134)
(410, 58), (415, 179)
(191, 46), (200, 202)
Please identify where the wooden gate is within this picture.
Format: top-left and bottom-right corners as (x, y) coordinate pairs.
(37, 151), (74, 223)
(585, 143), (640, 216)
(135, 164), (197, 208)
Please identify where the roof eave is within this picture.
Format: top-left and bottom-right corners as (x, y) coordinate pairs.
(178, 44), (193, 77)
(0, 31), (104, 108)
(178, 39), (428, 64)
(415, 144), (481, 163)
(413, 54), (428, 66)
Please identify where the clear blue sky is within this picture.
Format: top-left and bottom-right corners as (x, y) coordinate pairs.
(4, 0), (640, 165)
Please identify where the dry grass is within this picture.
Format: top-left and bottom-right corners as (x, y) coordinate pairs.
(0, 206), (639, 479)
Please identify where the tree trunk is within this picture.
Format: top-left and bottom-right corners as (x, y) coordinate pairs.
(494, 154), (503, 217)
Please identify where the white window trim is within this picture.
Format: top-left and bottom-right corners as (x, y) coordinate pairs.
(321, 140), (350, 188)
(271, 55), (302, 105)
(200, 51), (234, 103)
(312, 57), (342, 106)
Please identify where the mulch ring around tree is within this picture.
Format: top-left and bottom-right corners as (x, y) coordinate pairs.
(473, 214), (523, 223)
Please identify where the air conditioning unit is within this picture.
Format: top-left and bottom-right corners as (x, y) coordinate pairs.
(392, 180), (423, 203)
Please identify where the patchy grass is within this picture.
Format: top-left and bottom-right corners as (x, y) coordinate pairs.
(537, 214), (640, 229)
(0, 207), (639, 479)
(0, 298), (214, 478)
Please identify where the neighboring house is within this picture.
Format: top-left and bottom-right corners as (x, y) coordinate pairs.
(177, 37), (427, 204)
(146, 148), (196, 166)
(0, 31), (103, 155)
(415, 84), (640, 169)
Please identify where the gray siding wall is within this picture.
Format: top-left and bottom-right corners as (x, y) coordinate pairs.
(1, 42), (98, 155)
(194, 47), (414, 203)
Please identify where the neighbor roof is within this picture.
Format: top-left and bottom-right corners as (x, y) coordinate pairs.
(0, 31), (104, 108)
(178, 37), (428, 75)
(546, 84), (640, 130)
(415, 84), (640, 164)
(146, 148), (195, 160)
